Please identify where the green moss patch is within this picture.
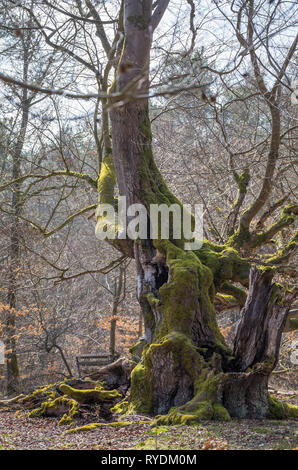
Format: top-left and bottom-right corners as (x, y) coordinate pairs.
(268, 395), (298, 419)
(59, 384), (121, 403)
(66, 421), (133, 434)
(29, 396), (79, 426)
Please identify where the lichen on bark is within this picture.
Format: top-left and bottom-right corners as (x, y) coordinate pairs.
(108, 117), (294, 420)
(99, 3), (297, 423)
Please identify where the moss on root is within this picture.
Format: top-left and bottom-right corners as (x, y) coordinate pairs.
(155, 401), (230, 426)
(22, 380), (122, 426)
(29, 396), (79, 426)
(110, 399), (129, 415)
(128, 239), (240, 419)
(59, 384), (121, 403)
(128, 235), (292, 424)
(128, 328), (232, 422)
(65, 421), (133, 434)
(268, 395), (298, 419)
(155, 366), (231, 425)
(19, 383), (58, 406)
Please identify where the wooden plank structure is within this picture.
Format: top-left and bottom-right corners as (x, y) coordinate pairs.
(75, 353), (120, 376)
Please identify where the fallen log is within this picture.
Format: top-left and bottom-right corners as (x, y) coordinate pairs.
(0, 394), (25, 408)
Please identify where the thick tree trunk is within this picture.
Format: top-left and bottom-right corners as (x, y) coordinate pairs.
(107, 111), (296, 419)
(108, 96), (296, 422)
(101, 0), (297, 422)
(128, 264), (296, 422)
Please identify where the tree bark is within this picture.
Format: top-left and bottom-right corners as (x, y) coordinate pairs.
(233, 268), (292, 372)
(98, 0), (297, 422)
(222, 267), (296, 418)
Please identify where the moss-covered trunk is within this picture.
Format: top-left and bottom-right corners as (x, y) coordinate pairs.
(108, 96), (295, 420)
(127, 242), (296, 421)
(108, 96), (297, 420)
(100, 0), (297, 422)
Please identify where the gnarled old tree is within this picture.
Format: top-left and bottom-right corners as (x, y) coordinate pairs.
(0, 0), (297, 420)
(96, 0), (297, 422)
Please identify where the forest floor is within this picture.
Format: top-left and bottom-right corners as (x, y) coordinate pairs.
(0, 391), (297, 450)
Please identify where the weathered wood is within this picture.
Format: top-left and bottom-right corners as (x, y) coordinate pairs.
(0, 394), (25, 408)
(233, 267), (296, 372)
(221, 267), (296, 418)
(102, 0), (297, 421)
(85, 357), (133, 395)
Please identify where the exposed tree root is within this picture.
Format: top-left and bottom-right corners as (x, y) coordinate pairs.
(0, 376), (126, 426)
